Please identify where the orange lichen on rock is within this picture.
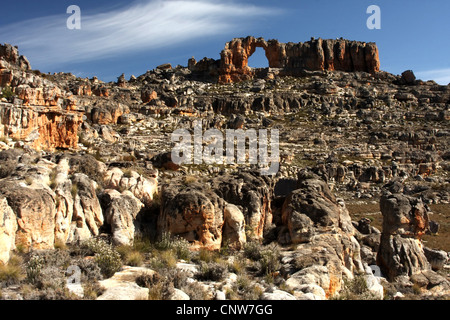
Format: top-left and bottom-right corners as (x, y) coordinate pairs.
(0, 104), (83, 151)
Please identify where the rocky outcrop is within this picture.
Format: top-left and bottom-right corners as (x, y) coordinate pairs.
(0, 180), (56, 250)
(377, 191), (431, 280)
(0, 43), (30, 76)
(70, 173), (104, 242)
(281, 171), (355, 239)
(0, 197), (17, 264)
(0, 44), (83, 151)
(0, 103), (83, 151)
(100, 189), (144, 246)
(90, 103), (129, 125)
(278, 171), (364, 298)
(158, 185), (225, 251)
(97, 266), (153, 300)
(212, 36), (380, 83)
(157, 171), (272, 250)
(0, 150), (158, 260)
(103, 167), (158, 206)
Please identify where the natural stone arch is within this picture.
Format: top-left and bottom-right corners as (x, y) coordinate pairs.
(219, 37), (284, 83)
(218, 36), (380, 83)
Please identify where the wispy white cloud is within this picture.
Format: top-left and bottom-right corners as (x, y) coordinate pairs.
(0, 0), (280, 68)
(416, 68), (450, 85)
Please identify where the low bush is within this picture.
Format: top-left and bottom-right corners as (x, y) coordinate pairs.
(195, 262), (228, 282)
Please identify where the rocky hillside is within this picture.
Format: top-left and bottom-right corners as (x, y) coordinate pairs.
(0, 38), (449, 300)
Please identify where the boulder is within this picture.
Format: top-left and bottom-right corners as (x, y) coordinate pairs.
(261, 290), (296, 300)
(222, 204), (246, 250)
(97, 266), (153, 300)
(210, 171), (273, 242)
(158, 186), (224, 250)
(281, 171), (355, 238)
(400, 70), (416, 85)
(70, 173), (104, 242)
(0, 181), (56, 249)
(423, 247), (448, 271)
(104, 168), (158, 206)
(377, 191), (431, 280)
(0, 197), (17, 264)
(100, 190), (144, 246)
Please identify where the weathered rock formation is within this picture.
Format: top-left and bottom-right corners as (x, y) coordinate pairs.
(188, 36), (380, 83)
(377, 191), (431, 280)
(279, 171), (364, 298)
(0, 197), (17, 264)
(100, 189), (144, 246)
(157, 171), (272, 251)
(0, 43), (83, 151)
(0, 150), (157, 260)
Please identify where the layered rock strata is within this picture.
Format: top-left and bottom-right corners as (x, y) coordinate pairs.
(189, 36), (380, 83)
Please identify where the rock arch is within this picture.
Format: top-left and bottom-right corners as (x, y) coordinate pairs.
(218, 36), (380, 83)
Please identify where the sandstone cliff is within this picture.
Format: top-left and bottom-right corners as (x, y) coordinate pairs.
(0, 44), (82, 151)
(188, 36), (380, 83)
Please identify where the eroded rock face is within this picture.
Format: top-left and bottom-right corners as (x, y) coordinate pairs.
(222, 204), (246, 250)
(281, 171), (355, 240)
(157, 171), (272, 250)
(215, 36), (380, 83)
(0, 197), (17, 264)
(0, 181), (56, 250)
(0, 44), (83, 151)
(377, 191), (431, 280)
(0, 43), (30, 73)
(159, 187), (224, 250)
(0, 150), (160, 260)
(100, 190), (144, 246)
(278, 170), (364, 298)
(0, 104), (82, 151)
(103, 167), (158, 207)
(71, 173), (104, 242)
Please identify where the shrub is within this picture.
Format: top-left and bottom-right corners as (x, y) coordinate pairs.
(195, 262), (228, 282)
(122, 169), (134, 178)
(68, 154), (105, 187)
(71, 183), (78, 198)
(228, 257), (246, 275)
(180, 281), (209, 300)
(153, 232), (192, 261)
(1, 86), (15, 101)
(259, 243), (281, 276)
(195, 248), (219, 264)
(137, 268), (193, 300)
(183, 175), (198, 185)
(132, 235), (153, 253)
(226, 274), (264, 300)
(49, 168), (58, 190)
(25, 254), (45, 284)
(171, 237), (191, 261)
(0, 254), (24, 286)
(332, 275), (379, 300)
(75, 257), (103, 281)
(243, 241), (263, 261)
(0, 160), (17, 179)
(82, 281), (105, 300)
(125, 251), (145, 267)
(136, 272), (173, 300)
(81, 239), (122, 278)
(154, 232), (173, 251)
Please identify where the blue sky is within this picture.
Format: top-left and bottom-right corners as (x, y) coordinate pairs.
(1, 0), (449, 84)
